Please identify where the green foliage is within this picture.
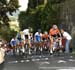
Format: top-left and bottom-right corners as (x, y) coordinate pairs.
(9, 0), (19, 9)
(40, 1), (60, 31)
(19, 0), (63, 32)
(0, 0), (19, 41)
(49, 0), (65, 4)
(0, 28), (17, 42)
(0, 0), (6, 4)
(0, 0), (19, 24)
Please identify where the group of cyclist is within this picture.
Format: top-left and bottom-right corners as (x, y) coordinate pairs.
(10, 24), (72, 55)
(0, 24), (72, 65)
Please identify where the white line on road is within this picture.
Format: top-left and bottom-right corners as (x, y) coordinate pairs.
(68, 59), (75, 62)
(8, 61), (18, 64)
(57, 60), (66, 63)
(20, 60), (25, 63)
(31, 58), (40, 61)
(39, 67), (75, 70)
(70, 56), (73, 58)
(57, 69), (75, 70)
(26, 60), (30, 62)
(36, 61), (50, 65)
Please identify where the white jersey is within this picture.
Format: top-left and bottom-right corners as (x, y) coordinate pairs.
(11, 38), (15, 41)
(63, 32), (72, 40)
(23, 29), (30, 39)
(23, 29), (29, 35)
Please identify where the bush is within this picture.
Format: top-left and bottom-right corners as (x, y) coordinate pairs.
(0, 28), (17, 42)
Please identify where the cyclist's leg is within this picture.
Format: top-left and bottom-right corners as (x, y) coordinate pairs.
(53, 41), (57, 52)
(50, 37), (53, 54)
(21, 40), (25, 53)
(28, 40), (31, 54)
(56, 38), (63, 53)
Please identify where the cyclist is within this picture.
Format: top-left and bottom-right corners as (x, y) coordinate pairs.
(42, 31), (49, 41)
(34, 29), (42, 42)
(49, 25), (61, 54)
(10, 37), (17, 55)
(23, 29), (32, 54)
(41, 31), (50, 51)
(34, 29), (42, 53)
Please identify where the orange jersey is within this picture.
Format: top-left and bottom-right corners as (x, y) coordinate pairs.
(49, 28), (60, 36)
(42, 34), (48, 39)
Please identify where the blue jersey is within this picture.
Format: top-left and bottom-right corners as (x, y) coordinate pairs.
(10, 39), (16, 46)
(35, 32), (41, 42)
(11, 41), (16, 46)
(35, 35), (41, 42)
(17, 33), (22, 42)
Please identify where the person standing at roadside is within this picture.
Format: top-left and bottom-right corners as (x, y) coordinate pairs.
(0, 48), (4, 64)
(61, 29), (72, 53)
(0, 44), (6, 70)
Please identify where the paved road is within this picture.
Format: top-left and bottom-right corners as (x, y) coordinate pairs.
(1, 54), (75, 70)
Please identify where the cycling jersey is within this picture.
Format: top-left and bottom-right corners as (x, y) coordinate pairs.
(10, 38), (17, 47)
(42, 34), (49, 40)
(49, 28), (60, 37)
(35, 32), (42, 42)
(23, 29), (30, 40)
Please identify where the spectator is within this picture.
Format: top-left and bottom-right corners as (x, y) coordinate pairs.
(61, 29), (72, 53)
(0, 44), (5, 64)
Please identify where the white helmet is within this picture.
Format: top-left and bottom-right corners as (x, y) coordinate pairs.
(44, 31), (48, 34)
(53, 25), (57, 29)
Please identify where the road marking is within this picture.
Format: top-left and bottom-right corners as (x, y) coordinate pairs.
(41, 58), (49, 61)
(32, 59), (36, 61)
(20, 60), (25, 63)
(59, 57), (65, 59)
(57, 60), (66, 63)
(70, 56), (73, 58)
(26, 60), (30, 62)
(36, 61), (50, 65)
(39, 56), (42, 58)
(57, 69), (75, 70)
(68, 59), (75, 62)
(36, 59), (40, 61)
(39, 67), (75, 69)
(31, 58), (40, 61)
(8, 61), (18, 64)
(44, 58), (49, 60)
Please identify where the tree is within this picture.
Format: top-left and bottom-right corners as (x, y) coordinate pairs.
(0, 0), (19, 41)
(0, 28), (17, 42)
(0, 0), (19, 25)
(19, 0), (65, 32)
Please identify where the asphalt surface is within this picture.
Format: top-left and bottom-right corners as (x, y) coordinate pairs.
(1, 53), (75, 70)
